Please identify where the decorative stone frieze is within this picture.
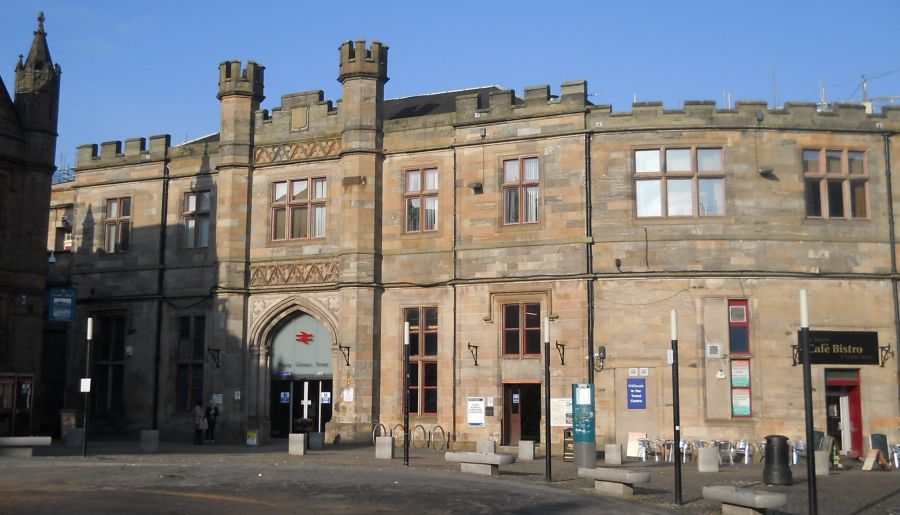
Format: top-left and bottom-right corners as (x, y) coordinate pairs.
(253, 136), (341, 164)
(249, 261), (340, 286)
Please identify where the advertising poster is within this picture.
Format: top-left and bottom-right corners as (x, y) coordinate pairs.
(467, 397), (485, 427)
(732, 388), (751, 417)
(550, 397), (573, 427)
(731, 360), (750, 387)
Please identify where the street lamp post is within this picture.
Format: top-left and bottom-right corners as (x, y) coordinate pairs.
(543, 316), (551, 482)
(82, 317), (93, 458)
(403, 321), (410, 467)
(671, 310), (682, 506)
(799, 290), (818, 515)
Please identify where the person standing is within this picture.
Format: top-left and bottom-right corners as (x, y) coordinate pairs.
(205, 402), (219, 443)
(193, 400), (206, 445)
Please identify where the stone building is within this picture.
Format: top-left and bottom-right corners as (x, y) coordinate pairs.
(49, 39), (900, 456)
(1, 14), (62, 436)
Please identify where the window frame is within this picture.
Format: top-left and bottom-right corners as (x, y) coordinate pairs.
(175, 315), (206, 413)
(182, 190), (211, 249)
(270, 177), (327, 241)
(802, 148), (869, 220)
(404, 167), (439, 233)
(103, 196), (132, 253)
(501, 302), (543, 357)
(93, 313), (126, 415)
(501, 157), (541, 226)
(633, 146), (726, 219)
(403, 307), (438, 416)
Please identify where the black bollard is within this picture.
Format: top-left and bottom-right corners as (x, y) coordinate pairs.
(763, 435), (793, 486)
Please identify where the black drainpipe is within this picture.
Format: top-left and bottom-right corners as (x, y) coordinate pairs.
(884, 132), (900, 409)
(585, 131), (595, 384)
(151, 158), (170, 430)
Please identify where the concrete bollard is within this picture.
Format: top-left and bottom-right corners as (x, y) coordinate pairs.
(375, 436), (394, 460)
(289, 433), (307, 456)
(66, 428), (83, 449)
(814, 450), (830, 476)
(604, 444), (623, 465)
(518, 440), (535, 461)
(308, 432), (325, 450)
(698, 447), (719, 473)
(140, 429), (159, 453)
(476, 440), (496, 454)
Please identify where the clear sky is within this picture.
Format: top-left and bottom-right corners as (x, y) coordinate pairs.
(2, 0), (899, 170)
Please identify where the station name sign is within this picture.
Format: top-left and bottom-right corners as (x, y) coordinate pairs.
(797, 330), (879, 365)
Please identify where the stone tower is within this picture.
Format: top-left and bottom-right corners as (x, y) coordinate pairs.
(216, 60), (264, 431)
(329, 41), (388, 442)
(0, 12), (61, 435)
(14, 11), (61, 167)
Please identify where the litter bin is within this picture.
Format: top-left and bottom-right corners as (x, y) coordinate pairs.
(563, 428), (574, 462)
(763, 435), (793, 485)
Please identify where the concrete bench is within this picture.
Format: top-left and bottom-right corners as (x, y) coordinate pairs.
(703, 485), (788, 515)
(444, 451), (515, 476)
(0, 436), (52, 457)
(578, 466), (651, 496)
(578, 467), (650, 496)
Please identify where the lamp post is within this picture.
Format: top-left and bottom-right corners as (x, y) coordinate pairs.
(670, 310), (682, 506)
(82, 317), (93, 458)
(799, 290), (818, 515)
(543, 316), (551, 482)
(403, 321), (410, 467)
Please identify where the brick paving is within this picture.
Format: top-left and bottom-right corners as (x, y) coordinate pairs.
(7, 439), (900, 514)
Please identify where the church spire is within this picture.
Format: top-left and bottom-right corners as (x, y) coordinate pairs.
(18, 11), (54, 74)
(13, 11), (61, 166)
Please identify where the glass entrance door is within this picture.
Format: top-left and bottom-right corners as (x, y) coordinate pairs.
(270, 378), (333, 438)
(503, 383), (541, 445)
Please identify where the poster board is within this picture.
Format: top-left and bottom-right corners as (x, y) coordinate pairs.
(626, 431), (647, 458)
(550, 398), (572, 427)
(467, 397), (485, 427)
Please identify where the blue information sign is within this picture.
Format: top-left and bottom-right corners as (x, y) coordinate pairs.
(571, 383), (595, 444)
(627, 378), (646, 409)
(47, 287), (76, 322)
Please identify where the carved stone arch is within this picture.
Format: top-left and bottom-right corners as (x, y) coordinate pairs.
(249, 295), (340, 351)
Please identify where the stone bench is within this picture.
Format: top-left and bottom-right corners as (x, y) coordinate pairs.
(444, 451), (515, 476)
(0, 436), (52, 457)
(577, 466), (651, 496)
(702, 485), (788, 515)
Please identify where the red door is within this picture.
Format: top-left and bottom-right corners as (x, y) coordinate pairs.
(825, 369), (862, 458)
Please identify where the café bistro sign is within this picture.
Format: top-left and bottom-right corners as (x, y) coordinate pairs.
(797, 330), (879, 365)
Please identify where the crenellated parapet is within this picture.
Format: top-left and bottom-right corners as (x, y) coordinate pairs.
(589, 99), (900, 132)
(337, 40), (388, 83)
(217, 60), (264, 101)
(76, 134), (170, 169)
(454, 81), (587, 125)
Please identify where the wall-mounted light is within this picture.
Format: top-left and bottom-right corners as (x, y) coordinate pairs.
(467, 342), (479, 366)
(880, 343), (894, 367)
(758, 167), (775, 178)
(467, 181), (483, 194)
(555, 341), (565, 365)
(48, 250), (56, 264)
(592, 345), (607, 372)
(614, 258), (622, 272)
(207, 348), (221, 368)
(338, 345), (351, 366)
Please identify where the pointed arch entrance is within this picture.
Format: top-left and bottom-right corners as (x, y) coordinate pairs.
(268, 311), (334, 438)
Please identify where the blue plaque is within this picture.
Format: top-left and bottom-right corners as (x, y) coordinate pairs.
(627, 378), (646, 409)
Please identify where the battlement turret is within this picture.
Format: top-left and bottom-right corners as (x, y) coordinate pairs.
(338, 40), (388, 83)
(14, 12), (61, 138)
(217, 60), (264, 102)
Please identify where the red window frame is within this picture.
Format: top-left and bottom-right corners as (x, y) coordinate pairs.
(502, 157), (540, 225)
(403, 307), (438, 415)
(103, 197), (132, 253)
(404, 168), (439, 233)
(271, 178), (327, 241)
(502, 302), (542, 356)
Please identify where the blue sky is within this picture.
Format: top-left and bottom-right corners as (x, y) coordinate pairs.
(2, 0), (899, 169)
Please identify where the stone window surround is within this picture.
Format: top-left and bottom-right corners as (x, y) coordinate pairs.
(502, 301), (543, 357)
(501, 155), (541, 226)
(633, 146), (726, 219)
(103, 196), (132, 253)
(270, 177), (327, 241)
(181, 190), (211, 249)
(403, 167), (439, 233)
(403, 306), (438, 416)
(802, 148), (869, 220)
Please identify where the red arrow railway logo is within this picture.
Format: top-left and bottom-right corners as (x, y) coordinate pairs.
(295, 331), (314, 345)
